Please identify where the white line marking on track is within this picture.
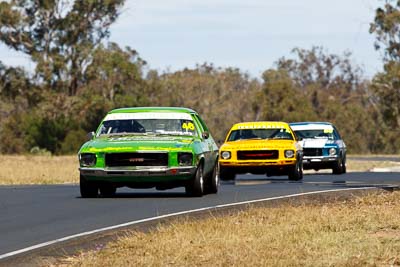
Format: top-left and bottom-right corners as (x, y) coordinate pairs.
(0, 187), (376, 260)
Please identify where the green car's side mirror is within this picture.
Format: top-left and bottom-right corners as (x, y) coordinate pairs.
(86, 131), (95, 140)
(202, 131), (210, 140)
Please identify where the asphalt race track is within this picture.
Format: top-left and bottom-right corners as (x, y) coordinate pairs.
(0, 171), (399, 261)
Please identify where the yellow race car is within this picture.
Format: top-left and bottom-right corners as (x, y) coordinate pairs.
(219, 121), (303, 181)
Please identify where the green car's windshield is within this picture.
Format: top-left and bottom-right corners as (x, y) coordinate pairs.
(97, 112), (197, 137)
(294, 129), (335, 140)
(228, 128), (293, 141)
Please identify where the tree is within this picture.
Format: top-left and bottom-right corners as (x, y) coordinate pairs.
(273, 47), (380, 153)
(370, 62), (400, 128)
(260, 69), (316, 122)
(0, 0), (125, 95)
(370, 0), (400, 62)
(276, 47), (365, 102)
(149, 64), (261, 142)
(370, 1), (400, 125)
(85, 43), (147, 104)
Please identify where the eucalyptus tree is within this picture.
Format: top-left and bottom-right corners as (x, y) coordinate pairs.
(274, 47), (380, 153)
(0, 0), (125, 95)
(370, 0), (400, 132)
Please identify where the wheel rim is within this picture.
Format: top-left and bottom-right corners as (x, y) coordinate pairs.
(199, 168), (204, 191)
(214, 163), (220, 186)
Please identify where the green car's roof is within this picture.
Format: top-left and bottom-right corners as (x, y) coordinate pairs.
(109, 107), (197, 114)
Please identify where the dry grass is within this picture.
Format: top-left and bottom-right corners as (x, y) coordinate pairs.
(55, 191), (400, 267)
(346, 159), (400, 172)
(0, 155), (79, 185)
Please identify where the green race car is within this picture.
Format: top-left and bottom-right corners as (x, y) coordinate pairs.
(78, 107), (219, 197)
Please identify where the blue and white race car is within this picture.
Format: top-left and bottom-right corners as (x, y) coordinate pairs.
(289, 122), (346, 174)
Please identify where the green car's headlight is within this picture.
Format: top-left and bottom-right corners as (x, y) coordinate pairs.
(178, 152), (193, 166)
(284, 150), (295, 158)
(221, 151), (231, 160)
(79, 153), (97, 167)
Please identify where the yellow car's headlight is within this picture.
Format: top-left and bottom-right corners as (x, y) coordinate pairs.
(221, 151), (231, 159)
(284, 150), (295, 158)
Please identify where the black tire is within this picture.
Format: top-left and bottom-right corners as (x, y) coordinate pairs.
(288, 158), (303, 181)
(220, 166), (235, 181)
(332, 155), (344, 174)
(341, 156), (347, 174)
(186, 164), (204, 197)
(80, 175), (98, 198)
(205, 162), (219, 194)
(99, 185), (116, 197)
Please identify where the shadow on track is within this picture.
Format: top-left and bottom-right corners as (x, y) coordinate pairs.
(77, 191), (190, 199)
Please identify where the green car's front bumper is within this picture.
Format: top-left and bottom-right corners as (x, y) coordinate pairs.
(79, 166), (196, 183)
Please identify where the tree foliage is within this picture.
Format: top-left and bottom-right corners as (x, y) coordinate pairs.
(0, 0), (125, 95)
(0, 42), (149, 154)
(149, 64), (261, 143)
(0, 1), (399, 154)
(369, 0), (400, 151)
(269, 47), (380, 153)
(370, 0), (400, 62)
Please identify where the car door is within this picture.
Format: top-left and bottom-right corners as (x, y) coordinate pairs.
(192, 114), (217, 174)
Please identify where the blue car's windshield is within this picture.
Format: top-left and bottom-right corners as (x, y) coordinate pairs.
(294, 129), (335, 140)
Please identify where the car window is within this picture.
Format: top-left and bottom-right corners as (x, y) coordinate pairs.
(294, 129), (335, 140)
(228, 128), (293, 141)
(97, 112), (198, 137)
(333, 126), (342, 140)
(193, 114), (209, 132)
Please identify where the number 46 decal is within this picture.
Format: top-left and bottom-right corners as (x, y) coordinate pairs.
(182, 122), (195, 130)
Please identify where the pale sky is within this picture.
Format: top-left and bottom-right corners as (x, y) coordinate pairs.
(0, 0), (383, 79)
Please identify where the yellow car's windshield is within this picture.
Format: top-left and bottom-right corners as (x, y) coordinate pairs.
(228, 128), (293, 141)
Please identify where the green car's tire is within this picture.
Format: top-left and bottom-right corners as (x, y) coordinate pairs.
(99, 185), (116, 197)
(80, 175), (98, 198)
(205, 162), (219, 194)
(288, 158), (303, 181)
(186, 164), (204, 197)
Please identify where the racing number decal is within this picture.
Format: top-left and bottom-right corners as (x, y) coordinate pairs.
(182, 122), (195, 131)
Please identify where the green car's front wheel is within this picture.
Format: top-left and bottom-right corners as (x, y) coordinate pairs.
(80, 175), (98, 198)
(186, 164), (204, 197)
(205, 162), (219, 194)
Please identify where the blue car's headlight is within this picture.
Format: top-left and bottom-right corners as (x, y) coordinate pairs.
(79, 153), (97, 167)
(329, 148), (337, 156)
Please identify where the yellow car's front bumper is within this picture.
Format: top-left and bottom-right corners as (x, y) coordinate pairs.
(219, 159), (297, 167)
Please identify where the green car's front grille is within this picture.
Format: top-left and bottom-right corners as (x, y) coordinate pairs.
(105, 152), (168, 167)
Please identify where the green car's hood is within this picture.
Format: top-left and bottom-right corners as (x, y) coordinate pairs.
(80, 135), (196, 153)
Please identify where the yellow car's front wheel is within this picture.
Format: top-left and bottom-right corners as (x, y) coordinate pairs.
(220, 166), (236, 181)
(288, 160), (303, 181)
